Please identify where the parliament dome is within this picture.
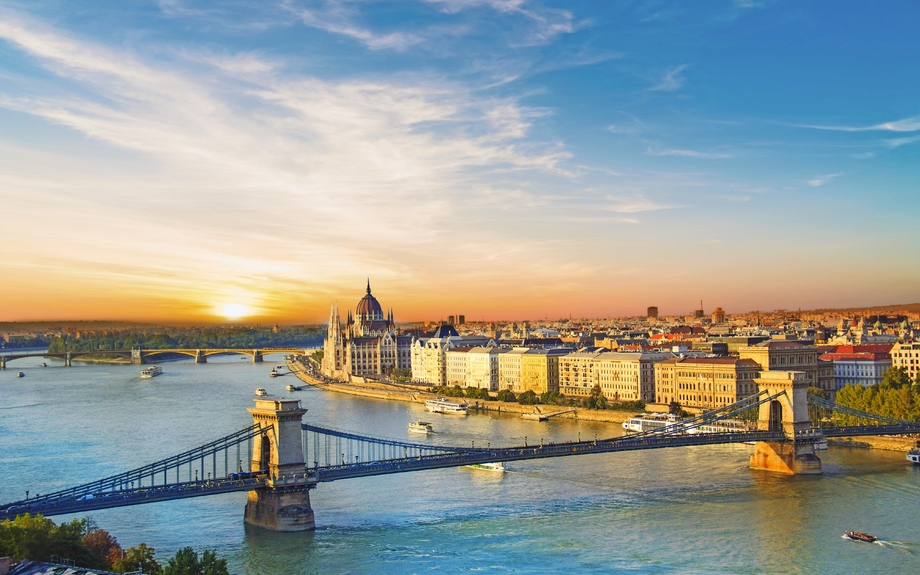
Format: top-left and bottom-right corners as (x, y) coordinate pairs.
(356, 280), (384, 320)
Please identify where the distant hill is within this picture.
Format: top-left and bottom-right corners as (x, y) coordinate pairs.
(803, 303), (920, 314)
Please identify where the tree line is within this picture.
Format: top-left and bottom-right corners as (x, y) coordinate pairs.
(0, 513), (228, 575)
(432, 384), (645, 412)
(835, 367), (920, 423)
(47, 325), (324, 354)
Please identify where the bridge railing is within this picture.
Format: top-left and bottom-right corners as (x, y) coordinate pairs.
(302, 424), (477, 468)
(0, 424), (264, 513)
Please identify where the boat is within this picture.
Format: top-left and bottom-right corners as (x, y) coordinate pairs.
(844, 531), (877, 543)
(687, 419), (752, 435)
(462, 462), (505, 472)
(907, 443), (920, 464)
(17, 371), (25, 378)
(139, 366), (162, 378)
(814, 439), (829, 450)
(622, 413), (685, 434)
(285, 384), (303, 392)
(269, 368), (279, 377)
(425, 397), (469, 415)
(255, 387), (268, 397)
(408, 421), (434, 435)
(41, 363), (47, 368)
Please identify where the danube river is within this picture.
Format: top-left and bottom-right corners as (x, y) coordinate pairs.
(2, 355), (919, 574)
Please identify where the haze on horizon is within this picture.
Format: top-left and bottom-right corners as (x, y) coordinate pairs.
(1, 1), (918, 325)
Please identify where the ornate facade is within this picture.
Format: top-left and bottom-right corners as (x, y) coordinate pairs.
(322, 281), (413, 379)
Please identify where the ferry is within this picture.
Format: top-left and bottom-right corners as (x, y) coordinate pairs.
(285, 384), (304, 392)
(844, 531), (877, 543)
(255, 387), (268, 397)
(140, 366), (162, 378)
(425, 397), (469, 415)
(408, 421), (434, 435)
(814, 439), (829, 450)
(622, 413), (684, 434)
(269, 368), (279, 377)
(462, 462), (505, 472)
(687, 419), (752, 435)
(907, 443), (920, 464)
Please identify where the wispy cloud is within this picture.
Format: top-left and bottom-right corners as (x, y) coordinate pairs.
(606, 197), (682, 213)
(649, 64), (689, 92)
(807, 173), (842, 187)
(801, 114), (920, 133)
(647, 148), (731, 159)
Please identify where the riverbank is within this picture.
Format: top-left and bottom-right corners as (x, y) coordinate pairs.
(287, 357), (635, 425)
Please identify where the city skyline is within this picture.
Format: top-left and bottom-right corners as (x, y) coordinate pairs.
(1, 1), (918, 323)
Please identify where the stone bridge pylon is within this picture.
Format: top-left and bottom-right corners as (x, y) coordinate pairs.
(243, 397), (315, 531)
(749, 370), (822, 475)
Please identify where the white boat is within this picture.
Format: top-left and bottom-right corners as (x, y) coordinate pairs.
(462, 462), (505, 472)
(425, 397), (469, 415)
(408, 421), (434, 435)
(687, 419), (752, 435)
(907, 445), (920, 464)
(285, 384), (303, 392)
(255, 387), (268, 397)
(814, 439), (828, 450)
(269, 368), (279, 377)
(140, 366), (162, 378)
(17, 371), (25, 378)
(622, 413), (684, 434)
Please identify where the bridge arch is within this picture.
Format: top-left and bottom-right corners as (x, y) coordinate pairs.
(769, 400), (783, 432)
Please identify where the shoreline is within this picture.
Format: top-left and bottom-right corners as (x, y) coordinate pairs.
(286, 357), (919, 452)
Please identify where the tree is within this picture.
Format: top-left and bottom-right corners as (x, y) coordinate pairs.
(881, 366), (911, 389)
(517, 390), (539, 405)
(668, 401), (682, 416)
(496, 389), (517, 403)
(161, 547), (228, 575)
(112, 543), (160, 575)
(82, 529), (122, 569)
(539, 390), (561, 404)
(586, 385), (607, 409)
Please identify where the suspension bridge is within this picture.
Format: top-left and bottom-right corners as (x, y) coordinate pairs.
(0, 347), (312, 368)
(2, 370), (918, 530)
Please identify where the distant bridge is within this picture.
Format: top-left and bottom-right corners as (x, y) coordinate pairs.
(3, 369), (919, 531)
(0, 348), (313, 368)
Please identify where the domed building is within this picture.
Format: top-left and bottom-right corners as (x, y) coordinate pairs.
(322, 281), (414, 379)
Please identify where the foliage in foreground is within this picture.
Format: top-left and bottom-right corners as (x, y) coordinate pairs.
(835, 367), (920, 423)
(0, 514), (226, 575)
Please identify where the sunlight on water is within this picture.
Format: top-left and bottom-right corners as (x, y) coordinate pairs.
(2, 356), (920, 574)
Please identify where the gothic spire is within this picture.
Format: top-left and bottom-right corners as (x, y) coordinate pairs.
(366, 278), (371, 294)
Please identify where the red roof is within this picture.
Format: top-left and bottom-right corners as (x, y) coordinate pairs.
(819, 352), (891, 361)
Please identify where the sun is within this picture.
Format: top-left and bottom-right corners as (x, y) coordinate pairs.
(220, 303), (250, 320)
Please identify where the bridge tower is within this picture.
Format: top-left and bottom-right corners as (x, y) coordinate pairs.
(131, 348), (144, 365)
(0, 356), (5, 369)
(194, 349), (207, 364)
(243, 397), (315, 531)
(65, 352), (72, 367)
(252, 350), (263, 363)
(749, 371), (822, 475)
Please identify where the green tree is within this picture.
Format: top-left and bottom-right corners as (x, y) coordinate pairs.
(668, 401), (682, 416)
(881, 366), (911, 389)
(496, 389), (517, 403)
(161, 547), (228, 575)
(517, 390), (539, 405)
(539, 390), (561, 404)
(585, 385), (607, 409)
(112, 543), (161, 575)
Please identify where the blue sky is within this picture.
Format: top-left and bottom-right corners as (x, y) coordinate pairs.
(0, 0), (918, 322)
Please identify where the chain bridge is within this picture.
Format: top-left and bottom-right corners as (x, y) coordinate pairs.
(2, 370), (918, 530)
(0, 347), (311, 367)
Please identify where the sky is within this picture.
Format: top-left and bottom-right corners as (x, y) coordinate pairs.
(0, 0), (918, 324)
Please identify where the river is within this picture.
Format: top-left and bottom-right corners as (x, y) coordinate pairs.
(1, 355), (919, 574)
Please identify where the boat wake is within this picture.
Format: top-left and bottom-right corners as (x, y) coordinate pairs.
(841, 535), (918, 554)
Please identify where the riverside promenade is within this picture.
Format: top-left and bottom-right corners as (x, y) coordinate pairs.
(285, 356), (633, 425)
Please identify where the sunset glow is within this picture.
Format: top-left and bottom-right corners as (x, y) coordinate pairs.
(0, 3), (917, 323)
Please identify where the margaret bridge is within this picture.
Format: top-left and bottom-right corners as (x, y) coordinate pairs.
(0, 348), (312, 368)
(2, 370), (918, 531)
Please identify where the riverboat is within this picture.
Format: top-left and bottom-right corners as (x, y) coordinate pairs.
(844, 531), (877, 543)
(622, 413), (684, 433)
(814, 439), (828, 450)
(285, 384), (303, 392)
(408, 421), (434, 435)
(425, 397), (469, 415)
(140, 366), (162, 378)
(907, 444), (920, 464)
(255, 387), (268, 397)
(269, 368), (279, 377)
(462, 462), (505, 472)
(687, 418), (751, 435)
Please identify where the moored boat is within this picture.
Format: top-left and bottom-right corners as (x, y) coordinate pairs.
(255, 387), (268, 397)
(814, 439), (828, 450)
(408, 421), (434, 435)
(687, 418), (752, 435)
(425, 397), (469, 415)
(140, 366), (162, 378)
(844, 531), (877, 543)
(622, 413), (684, 434)
(462, 462), (505, 472)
